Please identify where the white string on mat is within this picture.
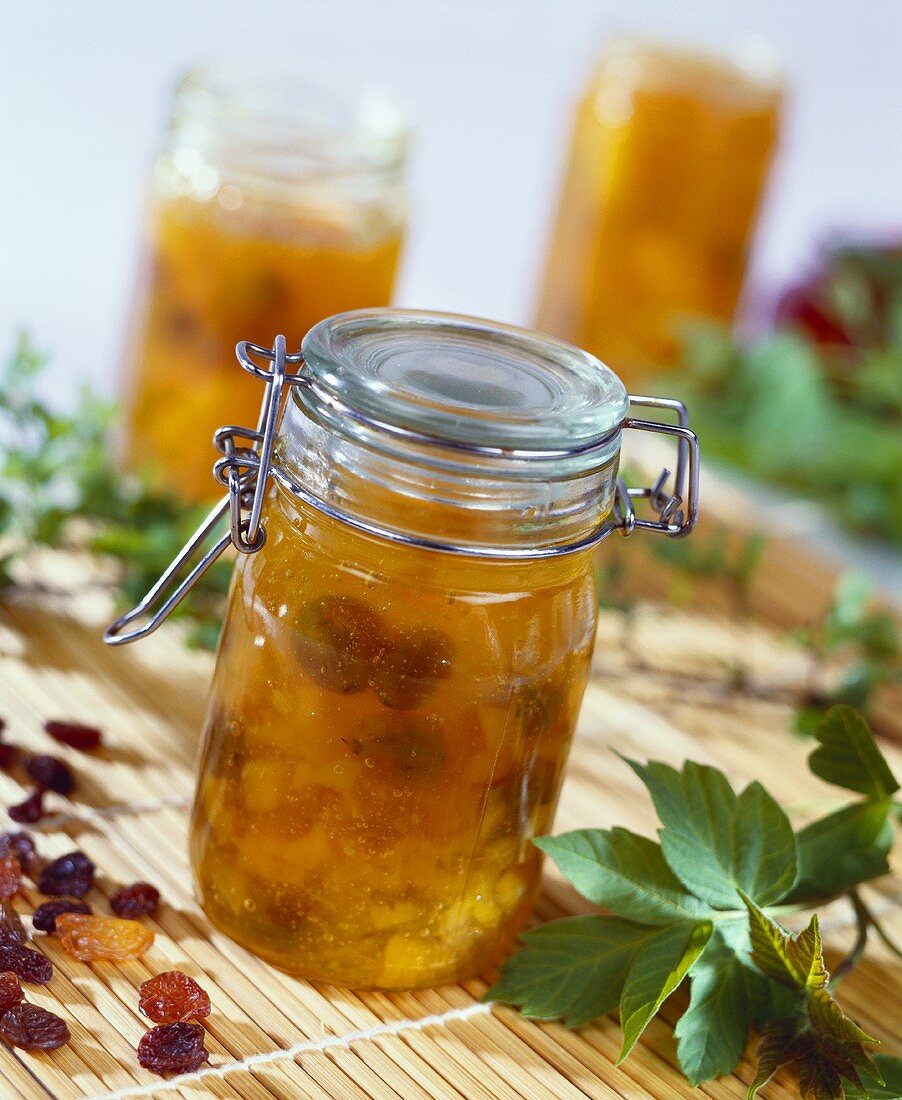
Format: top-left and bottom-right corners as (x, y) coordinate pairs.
(36, 796), (191, 831)
(87, 1001), (494, 1100)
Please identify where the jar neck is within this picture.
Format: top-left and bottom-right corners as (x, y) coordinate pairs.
(273, 391), (622, 557)
(162, 65), (409, 197)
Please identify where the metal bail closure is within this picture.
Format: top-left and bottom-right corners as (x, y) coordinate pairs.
(104, 337), (700, 645)
(103, 336), (306, 645)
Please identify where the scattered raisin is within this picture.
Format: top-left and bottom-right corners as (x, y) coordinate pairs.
(139, 971), (211, 1024)
(38, 850), (94, 898)
(56, 913), (154, 961)
(137, 1021), (209, 1075)
(0, 944), (53, 984)
(24, 755), (75, 796)
(0, 1003), (70, 1049)
(8, 789), (44, 825)
(370, 627), (454, 709)
(0, 973), (23, 1014)
(44, 720), (102, 751)
(295, 595), (386, 693)
(0, 744), (17, 770)
(0, 832), (38, 875)
(32, 899), (91, 934)
(351, 714), (446, 777)
(0, 900), (27, 946)
(111, 882), (160, 919)
(0, 857), (20, 900)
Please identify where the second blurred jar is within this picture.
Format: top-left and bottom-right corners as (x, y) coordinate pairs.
(121, 66), (409, 500)
(536, 40), (782, 389)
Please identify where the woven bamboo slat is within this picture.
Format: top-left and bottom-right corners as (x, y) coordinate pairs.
(0, 565), (898, 1099)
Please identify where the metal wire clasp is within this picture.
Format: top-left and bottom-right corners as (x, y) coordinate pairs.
(103, 337), (700, 645)
(103, 336), (306, 645)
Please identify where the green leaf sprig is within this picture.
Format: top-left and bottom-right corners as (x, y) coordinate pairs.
(0, 335), (230, 647)
(487, 705), (901, 1099)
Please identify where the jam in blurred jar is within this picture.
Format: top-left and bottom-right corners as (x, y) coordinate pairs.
(121, 66), (409, 500)
(536, 40), (783, 388)
(106, 310), (700, 990)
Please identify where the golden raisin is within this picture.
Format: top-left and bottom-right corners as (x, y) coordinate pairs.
(56, 914), (155, 962)
(139, 971), (211, 1024)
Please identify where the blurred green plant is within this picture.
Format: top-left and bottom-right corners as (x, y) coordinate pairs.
(0, 335), (230, 647)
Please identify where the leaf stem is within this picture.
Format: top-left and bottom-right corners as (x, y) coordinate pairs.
(828, 891), (869, 988)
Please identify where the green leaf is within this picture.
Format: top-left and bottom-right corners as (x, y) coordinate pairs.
(790, 801), (894, 901)
(484, 916), (656, 1028)
(623, 757), (797, 907)
(534, 828), (712, 925)
(674, 928), (774, 1085)
(808, 987), (877, 1046)
(618, 920), (713, 1060)
(809, 706), (900, 800)
(741, 898), (827, 991)
(851, 1055), (902, 1098)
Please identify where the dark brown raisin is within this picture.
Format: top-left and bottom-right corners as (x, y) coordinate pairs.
(38, 850), (94, 898)
(139, 971), (211, 1023)
(0, 1003), (69, 1049)
(110, 882), (160, 919)
(370, 627), (454, 709)
(32, 899), (92, 934)
(0, 857), (20, 900)
(44, 720), (102, 751)
(8, 789), (44, 825)
(0, 900), (27, 946)
(0, 744), (17, 770)
(137, 1021), (209, 1074)
(0, 832), (38, 875)
(0, 973), (23, 1014)
(0, 944), (52, 984)
(295, 595), (386, 693)
(351, 714), (446, 777)
(24, 755), (75, 796)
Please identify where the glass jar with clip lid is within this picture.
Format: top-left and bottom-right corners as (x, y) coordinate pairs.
(105, 308), (700, 990)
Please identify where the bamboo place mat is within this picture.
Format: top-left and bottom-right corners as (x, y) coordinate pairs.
(0, 557), (899, 1100)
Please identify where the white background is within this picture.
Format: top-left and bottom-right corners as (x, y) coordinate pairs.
(1, 0), (899, 396)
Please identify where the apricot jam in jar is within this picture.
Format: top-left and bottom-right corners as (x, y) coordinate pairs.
(105, 310), (699, 990)
(120, 67), (408, 501)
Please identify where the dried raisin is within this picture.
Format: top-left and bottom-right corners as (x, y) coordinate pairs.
(0, 900), (26, 946)
(110, 882), (160, 919)
(370, 628), (454, 709)
(0, 1003), (70, 1049)
(44, 720), (102, 751)
(0, 832), (38, 875)
(8, 789), (44, 825)
(139, 971), (211, 1024)
(351, 714), (446, 777)
(38, 850), (94, 898)
(0, 944), (53, 984)
(0, 857), (20, 900)
(137, 1021), (209, 1075)
(0, 744), (17, 770)
(32, 899), (91, 934)
(295, 595), (386, 693)
(24, 754), (75, 796)
(0, 972), (23, 1014)
(56, 913), (154, 961)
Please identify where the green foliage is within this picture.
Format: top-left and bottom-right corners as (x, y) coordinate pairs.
(0, 336), (231, 647)
(667, 318), (902, 544)
(487, 706), (901, 1099)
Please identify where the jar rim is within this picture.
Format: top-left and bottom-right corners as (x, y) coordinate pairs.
(297, 308), (630, 459)
(171, 64), (410, 176)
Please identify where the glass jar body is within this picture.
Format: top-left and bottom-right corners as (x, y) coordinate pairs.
(535, 41), (782, 388)
(120, 76), (407, 501)
(189, 481), (599, 989)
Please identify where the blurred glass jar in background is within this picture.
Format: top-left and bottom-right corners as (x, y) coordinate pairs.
(121, 66), (409, 500)
(535, 40), (783, 389)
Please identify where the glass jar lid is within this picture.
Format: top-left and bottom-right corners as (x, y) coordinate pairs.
(299, 309), (629, 457)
